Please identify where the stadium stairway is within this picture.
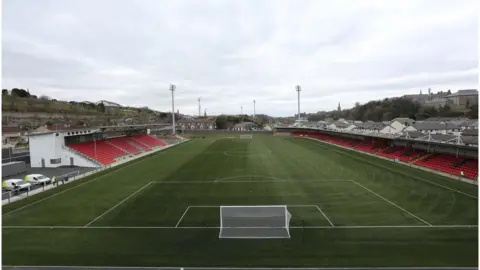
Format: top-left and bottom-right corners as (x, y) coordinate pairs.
(133, 134), (168, 148)
(108, 137), (143, 155)
(130, 137), (153, 151)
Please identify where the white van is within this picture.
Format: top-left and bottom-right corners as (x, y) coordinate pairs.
(25, 174), (51, 185)
(2, 179), (31, 191)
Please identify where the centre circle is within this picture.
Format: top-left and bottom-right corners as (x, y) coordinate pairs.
(223, 148), (272, 156)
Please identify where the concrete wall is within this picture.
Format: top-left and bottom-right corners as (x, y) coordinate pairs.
(29, 133), (98, 168)
(1, 148), (30, 164)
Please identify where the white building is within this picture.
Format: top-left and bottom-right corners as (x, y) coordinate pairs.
(28, 130), (99, 168)
(404, 121), (462, 136)
(328, 121), (356, 131)
(379, 120), (405, 134)
(353, 122), (385, 134)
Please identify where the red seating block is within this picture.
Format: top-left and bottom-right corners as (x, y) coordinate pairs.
(69, 141), (126, 165)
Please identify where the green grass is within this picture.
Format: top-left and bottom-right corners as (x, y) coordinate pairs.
(2, 134), (478, 267)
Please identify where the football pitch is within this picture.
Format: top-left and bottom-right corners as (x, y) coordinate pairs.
(2, 134), (478, 268)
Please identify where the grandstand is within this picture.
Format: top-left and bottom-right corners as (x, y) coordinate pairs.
(287, 128), (478, 181)
(28, 124), (171, 167)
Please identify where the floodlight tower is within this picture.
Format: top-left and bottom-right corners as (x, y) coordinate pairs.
(170, 84), (176, 135)
(198, 97), (201, 117)
(253, 100), (256, 121)
(296, 85), (301, 121)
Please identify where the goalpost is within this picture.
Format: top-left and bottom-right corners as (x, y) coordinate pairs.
(239, 134), (252, 139)
(219, 205), (292, 239)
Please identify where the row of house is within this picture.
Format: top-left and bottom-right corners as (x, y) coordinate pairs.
(303, 117), (478, 137)
(177, 117), (216, 130)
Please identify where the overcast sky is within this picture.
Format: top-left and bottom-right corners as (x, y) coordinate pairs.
(2, 0), (478, 116)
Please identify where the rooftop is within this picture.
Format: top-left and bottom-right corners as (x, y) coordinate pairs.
(447, 89), (478, 97)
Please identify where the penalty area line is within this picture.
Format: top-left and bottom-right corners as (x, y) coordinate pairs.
(84, 182), (153, 227)
(175, 206), (191, 227)
(315, 205), (335, 227)
(351, 180), (432, 226)
(3, 225), (477, 229)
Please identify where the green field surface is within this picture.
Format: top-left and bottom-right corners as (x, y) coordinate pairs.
(2, 134), (478, 267)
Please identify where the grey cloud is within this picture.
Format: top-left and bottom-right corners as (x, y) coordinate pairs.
(2, 0), (478, 116)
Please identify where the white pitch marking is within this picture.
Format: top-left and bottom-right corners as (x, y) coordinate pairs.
(351, 180), (432, 226)
(190, 204), (321, 208)
(3, 225), (477, 229)
(214, 175), (287, 182)
(315, 205), (335, 227)
(84, 182), (153, 227)
(2, 266), (479, 270)
(175, 206), (191, 227)
(150, 179), (351, 184)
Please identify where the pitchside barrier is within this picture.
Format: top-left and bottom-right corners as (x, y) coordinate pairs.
(2, 168), (107, 205)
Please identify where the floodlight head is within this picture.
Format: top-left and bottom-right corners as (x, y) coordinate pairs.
(170, 84), (176, 91)
(296, 85), (301, 92)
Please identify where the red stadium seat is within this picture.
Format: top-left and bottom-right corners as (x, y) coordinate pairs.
(69, 140), (126, 165)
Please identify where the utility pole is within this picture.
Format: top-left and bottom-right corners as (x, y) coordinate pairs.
(296, 85), (301, 121)
(253, 100), (256, 121)
(170, 84), (176, 135)
(241, 106), (243, 122)
(198, 97), (201, 117)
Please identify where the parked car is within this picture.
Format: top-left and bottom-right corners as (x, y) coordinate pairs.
(25, 174), (51, 185)
(2, 179), (31, 191)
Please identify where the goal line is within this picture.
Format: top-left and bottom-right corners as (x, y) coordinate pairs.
(3, 225), (477, 229)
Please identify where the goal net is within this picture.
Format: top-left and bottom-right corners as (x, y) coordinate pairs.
(219, 205), (292, 239)
(239, 134), (252, 139)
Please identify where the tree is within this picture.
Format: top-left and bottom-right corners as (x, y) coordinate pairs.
(2, 89), (8, 95)
(11, 88), (30, 98)
(97, 102), (106, 113)
(318, 97), (427, 122)
(466, 104), (478, 119)
(215, 115), (228, 129)
(159, 112), (168, 119)
(39, 95), (51, 100)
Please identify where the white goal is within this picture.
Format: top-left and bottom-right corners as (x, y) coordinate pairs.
(239, 134), (252, 139)
(219, 205), (292, 239)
